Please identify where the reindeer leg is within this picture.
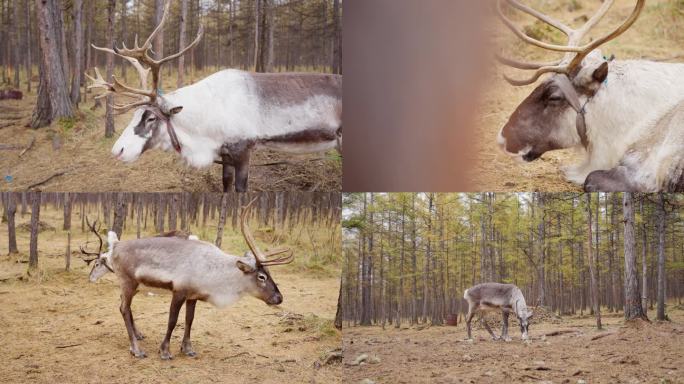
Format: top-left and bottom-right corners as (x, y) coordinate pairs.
(465, 307), (475, 341)
(233, 148), (252, 193)
(160, 291), (186, 360)
(501, 311), (511, 342)
(181, 299), (197, 357)
(221, 155), (235, 193)
(481, 316), (499, 341)
(120, 280), (145, 358)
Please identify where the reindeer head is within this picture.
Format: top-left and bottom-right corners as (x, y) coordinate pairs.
(496, 0), (644, 161)
(235, 198), (294, 306)
(80, 218), (116, 282)
(86, 0), (203, 163)
(515, 299), (534, 340)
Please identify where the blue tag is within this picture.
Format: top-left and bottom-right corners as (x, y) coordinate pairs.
(4, 175), (13, 183)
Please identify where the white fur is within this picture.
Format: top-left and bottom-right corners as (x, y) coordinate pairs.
(112, 70), (341, 168)
(561, 56), (684, 185)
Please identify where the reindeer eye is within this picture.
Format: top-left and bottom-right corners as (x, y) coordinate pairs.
(548, 94), (564, 102)
(257, 273), (267, 282)
(147, 117), (157, 122)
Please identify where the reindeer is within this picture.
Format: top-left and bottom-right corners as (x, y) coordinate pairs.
(80, 222), (200, 283)
(87, 0), (342, 192)
(80, 200), (293, 359)
(496, 0), (684, 191)
(463, 283), (533, 341)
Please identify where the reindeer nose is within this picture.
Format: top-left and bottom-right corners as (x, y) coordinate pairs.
(270, 292), (283, 305)
(113, 147), (124, 160)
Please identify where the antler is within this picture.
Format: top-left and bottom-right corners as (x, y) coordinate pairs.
(240, 198), (294, 267)
(80, 217), (104, 264)
(497, 0), (645, 86)
(87, 0), (204, 112)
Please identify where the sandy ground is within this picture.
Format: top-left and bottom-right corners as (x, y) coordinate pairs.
(470, 0), (684, 191)
(0, 94), (341, 192)
(343, 309), (684, 384)
(0, 209), (342, 384)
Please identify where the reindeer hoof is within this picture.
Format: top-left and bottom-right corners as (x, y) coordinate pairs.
(130, 349), (147, 358)
(503, 337), (512, 342)
(184, 350), (197, 357)
(135, 333), (145, 340)
(464, 338), (474, 343)
(160, 351), (173, 360)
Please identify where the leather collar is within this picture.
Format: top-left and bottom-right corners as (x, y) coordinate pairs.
(553, 74), (592, 149)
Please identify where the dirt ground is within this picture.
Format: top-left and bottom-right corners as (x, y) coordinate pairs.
(0, 93), (341, 192)
(343, 309), (684, 384)
(470, 0), (684, 191)
(0, 210), (342, 384)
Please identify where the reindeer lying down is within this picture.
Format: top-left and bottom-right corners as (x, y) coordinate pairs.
(80, 204), (293, 359)
(496, 0), (684, 192)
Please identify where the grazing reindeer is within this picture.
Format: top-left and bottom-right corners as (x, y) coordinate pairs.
(87, 0), (342, 192)
(463, 283), (533, 341)
(496, 0), (684, 191)
(81, 201), (293, 359)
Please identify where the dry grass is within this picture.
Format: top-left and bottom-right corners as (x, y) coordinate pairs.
(470, 0), (684, 191)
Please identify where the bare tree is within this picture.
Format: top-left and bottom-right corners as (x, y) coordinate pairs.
(32, 0), (74, 128)
(5, 192), (19, 254)
(70, 0), (83, 104)
(656, 193), (667, 321)
(586, 193), (602, 329)
(215, 193), (229, 247)
(104, 0), (116, 137)
(623, 193), (647, 320)
(29, 191), (41, 270)
(178, 0), (188, 87)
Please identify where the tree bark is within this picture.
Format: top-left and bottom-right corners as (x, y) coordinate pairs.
(70, 0), (83, 104)
(5, 192), (19, 254)
(62, 192), (71, 230)
(25, 0), (32, 92)
(104, 0), (116, 137)
(332, 0), (341, 74)
(29, 191), (41, 270)
(586, 193), (602, 329)
(623, 193), (647, 320)
(112, 192), (126, 238)
(178, 0), (188, 87)
(656, 193), (666, 321)
(154, 0), (165, 88)
(32, 0), (74, 128)
(215, 193), (228, 247)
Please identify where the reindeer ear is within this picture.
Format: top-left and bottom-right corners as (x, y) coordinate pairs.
(169, 106), (183, 115)
(236, 260), (256, 274)
(592, 62), (609, 84)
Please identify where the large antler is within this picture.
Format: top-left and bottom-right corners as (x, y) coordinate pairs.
(240, 198), (294, 267)
(87, 0), (204, 113)
(80, 217), (104, 265)
(497, 0), (645, 86)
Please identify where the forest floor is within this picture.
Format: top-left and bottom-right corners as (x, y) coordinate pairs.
(0, 209), (342, 384)
(470, 0), (684, 191)
(343, 308), (684, 384)
(0, 86), (341, 192)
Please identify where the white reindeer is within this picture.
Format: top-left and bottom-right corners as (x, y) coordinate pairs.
(463, 283), (533, 341)
(87, 0), (342, 192)
(495, 0), (684, 191)
(80, 200), (293, 359)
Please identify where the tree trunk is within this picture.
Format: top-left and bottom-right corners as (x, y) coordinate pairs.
(112, 192), (126, 238)
(332, 0), (341, 74)
(62, 192), (71, 230)
(5, 192), (19, 254)
(215, 193), (229, 247)
(178, 0), (188, 87)
(12, 0), (21, 88)
(104, 0), (116, 138)
(623, 193), (647, 320)
(154, 0), (164, 88)
(640, 198), (648, 314)
(586, 193), (602, 329)
(29, 191), (41, 270)
(70, 0), (83, 104)
(656, 193), (666, 321)
(25, 0), (32, 92)
(32, 0), (74, 128)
